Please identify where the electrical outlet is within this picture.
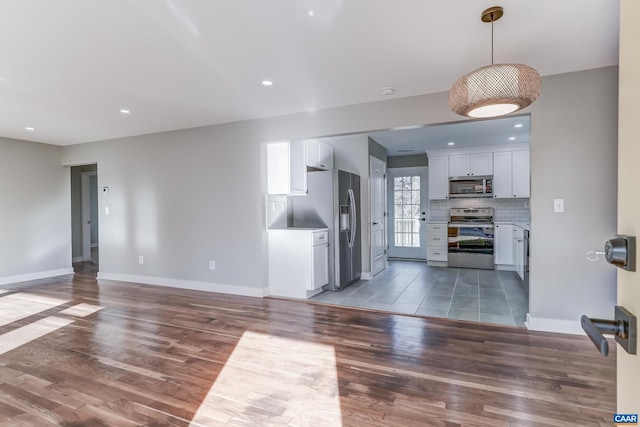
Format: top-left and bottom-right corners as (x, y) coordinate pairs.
(138, 256), (144, 264)
(553, 198), (565, 213)
(209, 260), (215, 270)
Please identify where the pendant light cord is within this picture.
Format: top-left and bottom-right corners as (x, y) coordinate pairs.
(491, 13), (494, 65)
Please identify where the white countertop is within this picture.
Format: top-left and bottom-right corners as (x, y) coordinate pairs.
(495, 221), (530, 231)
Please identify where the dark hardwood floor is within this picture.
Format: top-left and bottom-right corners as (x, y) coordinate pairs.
(0, 263), (615, 426)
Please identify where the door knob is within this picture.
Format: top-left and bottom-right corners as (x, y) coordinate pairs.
(581, 306), (637, 356)
(419, 218), (426, 221)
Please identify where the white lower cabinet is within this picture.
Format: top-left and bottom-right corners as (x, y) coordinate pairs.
(494, 223), (514, 266)
(268, 228), (329, 298)
(513, 226), (526, 280)
(426, 222), (448, 263)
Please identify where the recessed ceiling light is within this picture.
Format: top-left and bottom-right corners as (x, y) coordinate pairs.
(514, 123), (523, 128)
(25, 126), (35, 131)
(119, 109), (131, 114)
(308, 10), (314, 17)
(262, 80), (273, 86)
(509, 137), (516, 141)
(448, 141), (455, 146)
(381, 86), (395, 96)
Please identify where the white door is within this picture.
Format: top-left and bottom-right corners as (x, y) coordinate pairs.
(618, 0), (640, 413)
(387, 167), (427, 259)
(370, 156), (386, 276)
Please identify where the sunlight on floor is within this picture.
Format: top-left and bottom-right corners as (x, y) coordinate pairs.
(0, 293), (104, 356)
(189, 331), (342, 426)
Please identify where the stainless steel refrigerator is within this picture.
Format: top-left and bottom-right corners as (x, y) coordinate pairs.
(290, 170), (361, 291)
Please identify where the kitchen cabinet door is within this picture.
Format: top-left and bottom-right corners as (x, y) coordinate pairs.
(512, 149), (530, 198)
(470, 153), (493, 176)
(513, 226), (525, 280)
(448, 155), (470, 177)
(428, 156), (449, 199)
(305, 139), (334, 170)
(311, 242), (329, 290)
(494, 223), (514, 265)
(267, 140), (306, 195)
(493, 151), (513, 198)
(449, 153), (493, 177)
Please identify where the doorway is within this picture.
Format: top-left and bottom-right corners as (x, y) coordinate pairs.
(387, 167), (428, 260)
(71, 165), (99, 266)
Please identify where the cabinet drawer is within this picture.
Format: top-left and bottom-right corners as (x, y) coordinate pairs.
(427, 232), (447, 247)
(427, 223), (447, 232)
(312, 230), (329, 246)
(427, 247), (448, 261)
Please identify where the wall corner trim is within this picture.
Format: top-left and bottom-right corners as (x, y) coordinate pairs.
(525, 313), (585, 335)
(360, 272), (373, 280)
(0, 268), (74, 286)
(97, 272), (268, 298)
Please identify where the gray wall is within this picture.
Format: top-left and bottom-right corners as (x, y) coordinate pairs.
(70, 164), (97, 259)
(368, 137), (388, 162)
(529, 67), (618, 323)
(0, 138), (71, 280)
(57, 67), (617, 327)
(388, 154), (428, 168)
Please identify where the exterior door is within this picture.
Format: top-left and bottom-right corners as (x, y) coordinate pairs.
(618, 0), (640, 413)
(387, 167), (427, 259)
(370, 156), (386, 276)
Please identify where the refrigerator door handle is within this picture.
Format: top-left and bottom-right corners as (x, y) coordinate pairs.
(348, 188), (356, 249)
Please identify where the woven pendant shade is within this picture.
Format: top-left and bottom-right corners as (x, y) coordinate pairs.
(448, 6), (542, 118)
(448, 63), (542, 118)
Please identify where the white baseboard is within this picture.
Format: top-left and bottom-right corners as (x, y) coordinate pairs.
(360, 272), (373, 280)
(525, 313), (585, 335)
(97, 272), (268, 298)
(91, 243), (98, 248)
(495, 264), (517, 272)
(0, 268), (74, 286)
(72, 256), (83, 263)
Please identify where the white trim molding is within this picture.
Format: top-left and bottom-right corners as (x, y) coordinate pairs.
(97, 272), (268, 298)
(72, 256), (84, 263)
(360, 272), (373, 280)
(525, 313), (585, 335)
(0, 268), (74, 286)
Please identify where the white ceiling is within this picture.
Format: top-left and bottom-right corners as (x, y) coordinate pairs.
(369, 115), (531, 156)
(0, 1), (619, 146)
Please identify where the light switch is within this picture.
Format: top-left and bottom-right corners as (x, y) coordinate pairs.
(105, 206), (110, 215)
(553, 198), (565, 213)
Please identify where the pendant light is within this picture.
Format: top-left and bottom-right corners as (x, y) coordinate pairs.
(448, 6), (542, 118)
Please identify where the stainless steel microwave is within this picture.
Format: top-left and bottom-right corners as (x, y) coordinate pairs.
(449, 176), (493, 198)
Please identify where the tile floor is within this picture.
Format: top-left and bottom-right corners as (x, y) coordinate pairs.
(311, 261), (529, 327)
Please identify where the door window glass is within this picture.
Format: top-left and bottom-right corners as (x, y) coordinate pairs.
(393, 176), (421, 247)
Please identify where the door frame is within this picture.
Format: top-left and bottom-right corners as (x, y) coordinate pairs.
(369, 156), (387, 277)
(386, 166), (429, 260)
(80, 171), (97, 262)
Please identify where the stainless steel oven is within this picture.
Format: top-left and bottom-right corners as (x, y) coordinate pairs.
(448, 208), (495, 270)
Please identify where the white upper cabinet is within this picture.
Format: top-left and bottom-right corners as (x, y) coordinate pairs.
(512, 149), (530, 198)
(493, 149), (530, 198)
(428, 156), (449, 200)
(305, 139), (334, 170)
(493, 151), (513, 198)
(267, 140), (307, 195)
(448, 153), (493, 177)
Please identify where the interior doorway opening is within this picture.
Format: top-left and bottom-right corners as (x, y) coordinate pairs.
(71, 164), (99, 267)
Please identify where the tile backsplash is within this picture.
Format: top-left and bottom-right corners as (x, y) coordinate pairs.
(429, 198), (530, 223)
